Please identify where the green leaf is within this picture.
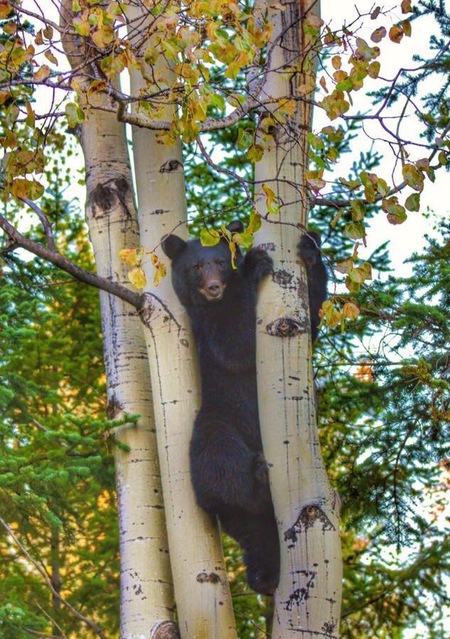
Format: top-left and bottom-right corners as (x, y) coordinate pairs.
(350, 199), (366, 221)
(246, 210), (262, 235)
(200, 228), (221, 246)
(405, 193), (420, 212)
(237, 128), (253, 150)
(382, 197), (407, 224)
(344, 221), (366, 240)
(246, 144), (264, 163)
(402, 163), (424, 192)
(65, 102), (85, 127)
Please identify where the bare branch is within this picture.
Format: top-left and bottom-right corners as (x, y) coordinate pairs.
(19, 197), (56, 250)
(0, 517), (107, 639)
(197, 136), (252, 202)
(0, 213), (143, 309)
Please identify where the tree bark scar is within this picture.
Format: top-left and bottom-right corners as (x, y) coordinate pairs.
(88, 177), (132, 218)
(139, 293), (156, 328)
(322, 619), (339, 636)
(258, 242), (276, 252)
(266, 316), (307, 337)
(196, 571), (222, 584)
(283, 570), (316, 610)
(160, 159), (183, 173)
(139, 293), (183, 331)
(284, 504), (336, 546)
(273, 268), (297, 290)
(150, 620), (180, 639)
(106, 394), (123, 419)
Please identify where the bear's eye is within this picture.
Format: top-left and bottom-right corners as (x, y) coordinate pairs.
(193, 263), (201, 271)
(216, 259), (225, 267)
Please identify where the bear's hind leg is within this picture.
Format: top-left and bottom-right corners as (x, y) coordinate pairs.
(221, 510), (280, 595)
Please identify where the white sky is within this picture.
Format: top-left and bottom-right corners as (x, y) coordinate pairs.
(320, 0), (449, 268)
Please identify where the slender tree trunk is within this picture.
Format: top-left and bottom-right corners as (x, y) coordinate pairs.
(60, 5), (177, 637)
(80, 115), (177, 637)
(255, 1), (342, 637)
(127, 6), (237, 637)
(80, 106), (178, 638)
(50, 526), (61, 639)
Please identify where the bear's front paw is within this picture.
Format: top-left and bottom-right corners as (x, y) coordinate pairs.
(298, 232), (321, 268)
(244, 248), (273, 282)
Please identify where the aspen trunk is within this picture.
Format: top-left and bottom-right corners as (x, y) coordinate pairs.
(60, 5), (177, 637)
(81, 105), (178, 639)
(255, 1), (342, 637)
(126, 5), (237, 636)
(80, 115), (177, 638)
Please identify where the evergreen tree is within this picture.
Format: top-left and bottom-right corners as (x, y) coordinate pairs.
(0, 198), (120, 637)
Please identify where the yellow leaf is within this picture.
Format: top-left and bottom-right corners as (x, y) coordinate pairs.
(335, 258), (353, 274)
(333, 70), (348, 83)
(91, 26), (115, 49)
(277, 99), (296, 116)
(11, 178), (44, 200)
(34, 65), (51, 82)
(151, 253), (167, 286)
(25, 101), (35, 128)
(331, 55), (341, 70)
(367, 61), (380, 79)
(128, 267), (147, 290)
(262, 183), (279, 214)
(262, 183), (276, 204)
(43, 25), (54, 39)
(73, 17), (90, 37)
(343, 302), (360, 320)
(119, 248), (139, 266)
(298, 83), (315, 95)
(88, 79), (108, 95)
(306, 169), (326, 192)
(0, 2), (13, 19)
(402, 20), (412, 37)
(44, 50), (58, 65)
(322, 300), (341, 330)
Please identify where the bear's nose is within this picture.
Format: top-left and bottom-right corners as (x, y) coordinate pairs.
(207, 281), (221, 295)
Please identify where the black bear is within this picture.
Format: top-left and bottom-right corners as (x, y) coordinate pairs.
(162, 228), (279, 594)
(161, 227), (327, 594)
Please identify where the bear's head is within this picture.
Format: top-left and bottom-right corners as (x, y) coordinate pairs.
(161, 223), (244, 306)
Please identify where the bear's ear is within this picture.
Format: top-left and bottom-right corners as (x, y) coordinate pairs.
(226, 220), (244, 234)
(161, 234), (187, 260)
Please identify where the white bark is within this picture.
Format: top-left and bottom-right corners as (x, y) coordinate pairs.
(126, 5), (237, 638)
(80, 112), (177, 639)
(255, 1), (342, 637)
(60, 4), (177, 636)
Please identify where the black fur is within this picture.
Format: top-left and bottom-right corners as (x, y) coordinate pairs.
(162, 231), (280, 594)
(161, 228), (327, 594)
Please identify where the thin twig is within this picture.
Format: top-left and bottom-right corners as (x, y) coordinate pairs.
(0, 517), (107, 639)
